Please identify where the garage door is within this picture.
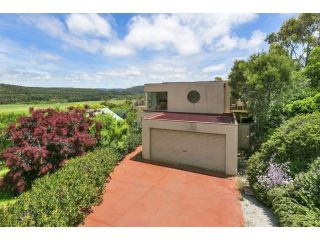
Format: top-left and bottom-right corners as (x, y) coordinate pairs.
(150, 128), (226, 173)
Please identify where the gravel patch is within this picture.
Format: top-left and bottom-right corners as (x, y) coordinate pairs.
(240, 193), (278, 227)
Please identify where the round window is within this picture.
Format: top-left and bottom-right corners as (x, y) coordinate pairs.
(187, 90), (200, 103)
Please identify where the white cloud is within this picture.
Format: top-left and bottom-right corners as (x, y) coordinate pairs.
(20, 14), (264, 57)
(245, 30), (266, 50)
(20, 14), (112, 55)
(21, 14), (65, 37)
(202, 63), (226, 73)
(176, 14), (258, 45)
(103, 41), (134, 56)
(123, 14), (259, 56)
(100, 66), (143, 78)
(66, 14), (112, 38)
(124, 14), (200, 55)
(39, 52), (63, 62)
(216, 30), (266, 52)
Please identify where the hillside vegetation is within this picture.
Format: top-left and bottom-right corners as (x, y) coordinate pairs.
(0, 84), (143, 104)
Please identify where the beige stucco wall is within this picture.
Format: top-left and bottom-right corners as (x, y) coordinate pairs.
(142, 118), (238, 175)
(144, 81), (229, 114)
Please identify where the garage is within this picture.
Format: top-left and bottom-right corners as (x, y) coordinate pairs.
(150, 128), (226, 173)
(142, 112), (238, 176)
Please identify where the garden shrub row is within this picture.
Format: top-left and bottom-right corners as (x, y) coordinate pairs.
(0, 147), (119, 227)
(268, 158), (320, 226)
(247, 112), (320, 205)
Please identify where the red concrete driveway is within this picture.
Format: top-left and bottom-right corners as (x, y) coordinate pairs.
(82, 146), (244, 227)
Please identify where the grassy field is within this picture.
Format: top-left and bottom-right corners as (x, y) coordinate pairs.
(0, 99), (126, 113)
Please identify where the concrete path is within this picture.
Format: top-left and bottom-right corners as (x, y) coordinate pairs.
(82, 146), (244, 227)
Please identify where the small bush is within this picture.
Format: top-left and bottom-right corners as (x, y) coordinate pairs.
(93, 109), (141, 156)
(0, 147), (119, 226)
(1, 107), (101, 194)
(269, 158), (320, 226)
(247, 113), (320, 204)
(93, 114), (129, 154)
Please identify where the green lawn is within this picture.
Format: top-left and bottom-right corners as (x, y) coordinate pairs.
(107, 99), (126, 105)
(0, 101), (102, 113)
(0, 99), (126, 113)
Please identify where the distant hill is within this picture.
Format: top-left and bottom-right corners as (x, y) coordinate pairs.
(0, 84), (144, 104)
(108, 85), (144, 94)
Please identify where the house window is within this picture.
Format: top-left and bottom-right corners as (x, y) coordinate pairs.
(146, 92), (168, 111)
(187, 90), (200, 103)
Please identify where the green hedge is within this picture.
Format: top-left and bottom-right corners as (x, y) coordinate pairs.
(0, 148), (119, 226)
(247, 113), (320, 204)
(268, 158), (320, 226)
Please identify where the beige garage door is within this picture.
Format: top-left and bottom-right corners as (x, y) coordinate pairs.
(150, 128), (226, 173)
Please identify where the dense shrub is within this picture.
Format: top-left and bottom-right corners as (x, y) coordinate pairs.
(0, 113), (25, 157)
(0, 113), (24, 131)
(0, 107), (101, 194)
(284, 92), (320, 117)
(247, 113), (320, 204)
(93, 113), (141, 156)
(268, 158), (320, 226)
(0, 148), (118, 226)
(94, 114), (129, 153)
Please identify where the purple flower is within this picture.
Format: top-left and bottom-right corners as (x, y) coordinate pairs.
(257, 161), (293, 189)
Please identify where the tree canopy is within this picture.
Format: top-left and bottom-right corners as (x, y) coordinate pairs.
(304, 46), (320, 89)
(228, 45), (295, 138)
(266, 13), (320, 67)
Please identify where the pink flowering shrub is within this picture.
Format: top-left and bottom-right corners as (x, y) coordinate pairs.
(0, 107), (101, 194)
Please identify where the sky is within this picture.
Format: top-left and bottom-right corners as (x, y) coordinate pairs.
(0, 13), (296, 89)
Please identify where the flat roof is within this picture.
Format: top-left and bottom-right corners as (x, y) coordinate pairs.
(143, 112), (235, 124)
(144, 80), (227, 86)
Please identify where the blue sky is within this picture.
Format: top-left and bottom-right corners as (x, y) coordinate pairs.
(0, 13), (296, 88)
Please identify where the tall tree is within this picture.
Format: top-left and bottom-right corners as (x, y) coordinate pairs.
(304, 46), (320, 89)
(228, 45), (295, 139)
(266, 13), (320, 67)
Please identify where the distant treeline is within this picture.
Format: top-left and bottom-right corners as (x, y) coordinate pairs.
(0, 84), (144, 104)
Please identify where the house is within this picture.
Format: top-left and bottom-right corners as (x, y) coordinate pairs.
(141, 81), (238, 176)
